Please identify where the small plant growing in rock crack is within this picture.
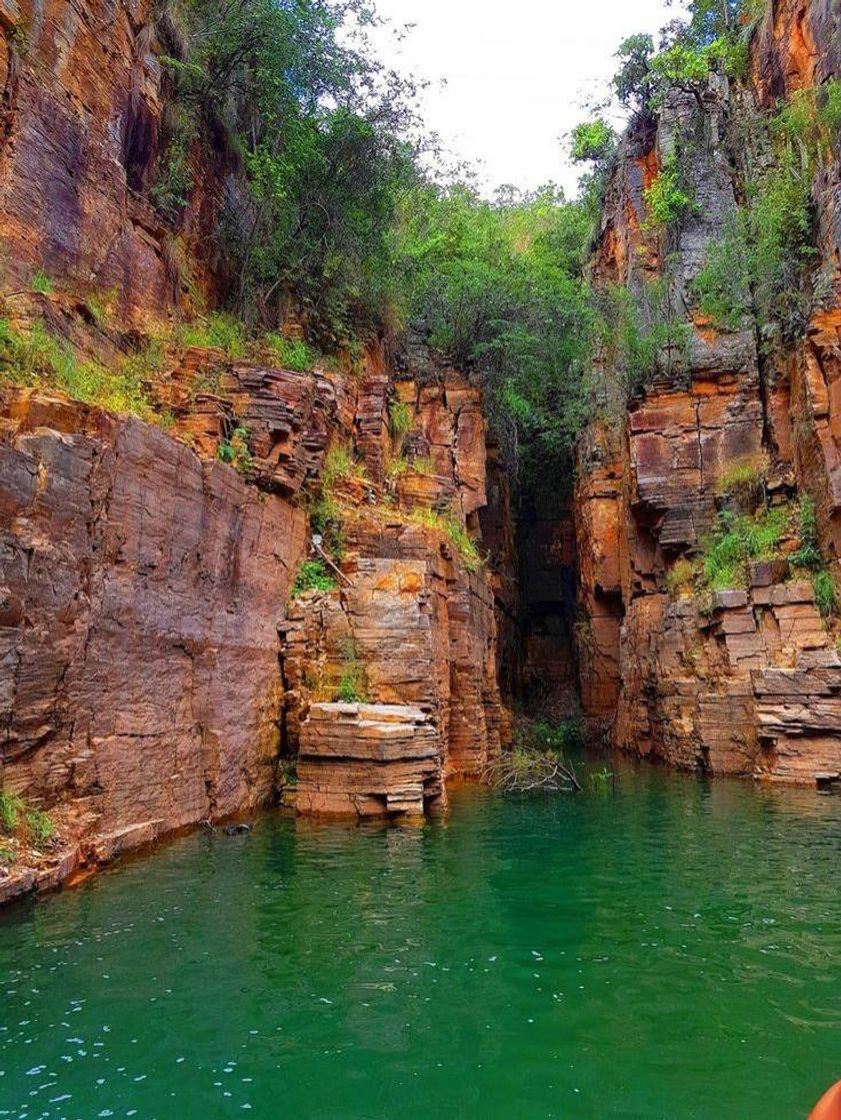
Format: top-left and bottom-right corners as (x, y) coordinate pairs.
(0, 790), (55, 847)
(812, 569), (839, 619)
(292, 559), (337, 597)
(217, 426), (253, 475)
(666, 558), (695, 597)
(714, 453), (769, 510)
(388, 399), (413, 445)
(31, 270), (54, 294)
(790, 496), (822, 569)
(278, 758), (298, 787)
(643, 154), (695, 229)
(335, 639), (369, 704)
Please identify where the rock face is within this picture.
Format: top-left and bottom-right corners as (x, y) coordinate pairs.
(574, 2), (841, 783)
(0, 0), (173, 314)
(0, 342), (511, 897)
(295, 703), (443, 817)
(0, 390), (307, 852)
(279, 371), (506, 818)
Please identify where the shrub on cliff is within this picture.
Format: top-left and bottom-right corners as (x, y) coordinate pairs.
(154, 0), (421, 347)
(397, 181), (595, 488)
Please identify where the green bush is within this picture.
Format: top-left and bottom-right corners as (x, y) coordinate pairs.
(397, 181), (594, 489)
(31, 270), (54, 294)
(700, 506), (788, 590)
(570, 120), (615, 163)
(388, 399), (413, 441)
(335, 639), (368, 704)
(216, 426), (253, 474)
(322, 443), (365, 489)
(0, 790), (23, 833)
(812, 569), (838, 618)
(692, 220), (753, 330)
(0, 791), (54, 846)
(182, 314), (246, 357)
(643, 154), (694, 228)
(790, 495), (822, 569)
(0, 320), (157, 418)
(26, 809), (54, 846)
(265, 334), (318, 372)
(292, 559), (336, 597)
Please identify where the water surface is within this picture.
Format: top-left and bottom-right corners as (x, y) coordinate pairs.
(1, 766), (840, 1118)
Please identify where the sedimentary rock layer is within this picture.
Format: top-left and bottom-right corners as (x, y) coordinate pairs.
(0, 390), (307, 858)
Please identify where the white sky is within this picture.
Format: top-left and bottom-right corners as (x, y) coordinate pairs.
(370, 0), (681, 197)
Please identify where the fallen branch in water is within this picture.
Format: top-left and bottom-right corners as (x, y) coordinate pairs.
(481, 749), (582, 794)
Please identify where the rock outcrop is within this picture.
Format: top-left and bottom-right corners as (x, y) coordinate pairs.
(0, 389), (307, 893)
(574, 0), (841, 783)
(0, 339), (511, 899)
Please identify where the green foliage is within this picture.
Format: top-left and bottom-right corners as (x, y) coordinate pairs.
(525, 717), (584, 754)
(700, 506), (788, 590)
(407, 508), (483, 572)
(0, 790), (23, 833)
(0, 791), (54, 847)
(264, 334), (318, 371)
(714, 454), (769, 504)
(613, 34), (655, 113)
(159, 0), (421, 343)
(182, 313), (246, 357)
(26, 809), (54, 846)
(570, 120), (615, 164)
(398, 181), (595, 487)
(335, 639), (368, 703)
(292, 558), (336, 597)
(643, 154), (694, 229)
(790, 495), (822, 569)
(666, 558), (695, 596)
(812, 569), (838, 618)
(150, 104), (195, 220)
(691, 81), (841, 340)
(306, 492), (345, 559)
(31, 270), (54, 295)
(216, 426), (253, 473)
(0, 320), (158, 417)
(388, 399), (413, 441)
(650, 40), (712, 97)
(691, 219), (752, 330)
(595, 280), (691, 411)
(442, 517), (482, 573)
(648, 35), (748, 105)
(84, 288), (119, 328)
(322, 443), (365, 489)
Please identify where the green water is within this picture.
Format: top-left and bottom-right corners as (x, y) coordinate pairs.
(1, 768), (840, 1119)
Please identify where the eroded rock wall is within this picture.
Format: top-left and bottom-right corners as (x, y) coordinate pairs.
(575, 5), (841, 783)
(0, 389), (307, 857)
(0, 334), (511, 901)
(279, 369), (506, 817)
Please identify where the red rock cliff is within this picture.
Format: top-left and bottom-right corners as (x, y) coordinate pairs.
(574, 2), (841, 782)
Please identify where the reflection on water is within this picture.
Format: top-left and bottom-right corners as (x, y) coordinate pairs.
(1, 764), (840, 1118)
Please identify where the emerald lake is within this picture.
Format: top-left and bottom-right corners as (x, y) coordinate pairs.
(1, 766), (840, 1118)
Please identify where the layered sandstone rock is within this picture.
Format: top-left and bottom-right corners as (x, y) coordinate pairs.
(296, 703), (443, 817)
(0, 0), (174, 314)
(281, 522), (503, 817)
(0, 388), (307, 881)
(575, 36), (841, 782)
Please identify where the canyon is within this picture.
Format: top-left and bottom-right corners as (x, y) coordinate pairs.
(1, 0), (841, 911)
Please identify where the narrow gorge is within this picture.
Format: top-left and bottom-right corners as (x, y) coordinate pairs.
(3, 0), (841, 1115)
(1, 0), (841, 904)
